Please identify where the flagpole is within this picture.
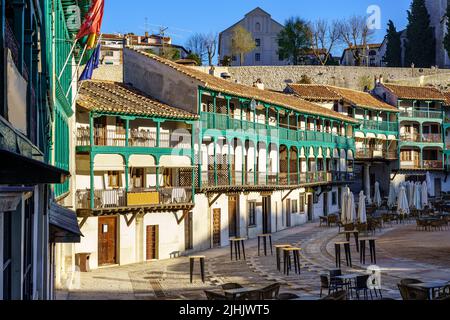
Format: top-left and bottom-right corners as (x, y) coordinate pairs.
(58, 38), (79, 81)
(65, 43), (88, 98)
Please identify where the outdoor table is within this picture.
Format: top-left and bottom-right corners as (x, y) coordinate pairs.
(335, 274), (361, 296)
(341, 230), (359, 252)
(223, 287), (262, 300)
(408, 281), (449, 300)
(229, 237), (247, 261)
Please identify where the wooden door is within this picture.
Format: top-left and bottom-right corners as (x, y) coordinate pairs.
(307, 194), (314, 221)
(263, 196), (271, 234)
(435, 178), (442, 197)
(286, 199), (291, 227)
(146, 225), (159, 260)
(184, 211), (193, 250)
(213, 209), (221, 247)
(98, 217), (117, 265)
(228, 196), (238, 237)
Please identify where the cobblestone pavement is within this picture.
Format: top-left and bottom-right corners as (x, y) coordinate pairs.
(60, 221), (450, 300)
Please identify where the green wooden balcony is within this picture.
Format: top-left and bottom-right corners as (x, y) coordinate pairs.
(360, 120), (398, 133)
(201, 112), (353, 146)
(399, 110), (443, 120)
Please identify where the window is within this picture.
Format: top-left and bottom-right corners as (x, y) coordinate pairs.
(333, 102), (339, 112)
(255, 22), (261, 32)
(108, 171), (121, 188)
(291, 199), (298, 214)
(255, 53), (261, 62)
(248, 201), (256, 226)
(299, 194), (305, 213)
(232, 55), (237, 61)
(332, 192), (337, 206)
(255, 39), (261, 47)
(131, 168), (145, 189)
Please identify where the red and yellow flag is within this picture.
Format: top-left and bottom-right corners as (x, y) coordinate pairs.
(76, 0), (105, 40)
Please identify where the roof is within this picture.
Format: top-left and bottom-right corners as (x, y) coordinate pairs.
(288, 84), (399, 112)
(287, 84), (341, 101)
(443, 91), (450, 106)
(128, 48), (359, 124)
(330, 87), (399, 112)
(383, 84), (446, 101)
(77, 80), (199, 120)
(343, 43), (383, 52)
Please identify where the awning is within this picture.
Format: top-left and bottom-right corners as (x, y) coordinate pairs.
(0, 150), (70, 184)
(49, 202), (83, 243)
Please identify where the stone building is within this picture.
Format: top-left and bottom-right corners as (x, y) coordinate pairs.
(218, 7), (288, 66)
(425, 0), (450, 68)
(340, 42), (387, 67)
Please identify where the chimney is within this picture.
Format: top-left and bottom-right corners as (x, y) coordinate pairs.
(254, 78), (264, 90)
(209, 66), (216, 76)
(137, 36), (141, 43)
(145, 31), (149, 38)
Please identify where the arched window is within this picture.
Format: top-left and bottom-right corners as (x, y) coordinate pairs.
(255, 22), (261, 32)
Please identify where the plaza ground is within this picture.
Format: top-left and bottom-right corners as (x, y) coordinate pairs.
(57, 222), (450, 300)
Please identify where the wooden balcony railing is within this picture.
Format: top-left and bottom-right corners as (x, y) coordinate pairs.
(76, 187), (194, 210)
(400, 160), (443, 170)
(76, 127), (191, 149)
(399, 110), (442, 119)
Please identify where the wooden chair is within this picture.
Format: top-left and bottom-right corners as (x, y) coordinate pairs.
(258, 283), (281, 300)
(221, 283), (243, 291)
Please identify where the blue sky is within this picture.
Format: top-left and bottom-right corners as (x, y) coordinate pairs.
(102, 0), (413, 54)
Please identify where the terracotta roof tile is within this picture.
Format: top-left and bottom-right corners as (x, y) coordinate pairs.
(289, 84), (398, 112)
(127, 47), (359, 124)
(288, 84), (341, 101)
(77, 80), (198, 120)
(329, 86), (399, 112)
(443, 91), (450, 106)
(383, 84), (446, 101)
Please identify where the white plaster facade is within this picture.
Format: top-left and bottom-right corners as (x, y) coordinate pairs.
(218, 7), (288, 66)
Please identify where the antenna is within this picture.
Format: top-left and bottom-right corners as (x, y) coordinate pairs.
(144, 17), (150, 34)
(159, 26), (169, 56)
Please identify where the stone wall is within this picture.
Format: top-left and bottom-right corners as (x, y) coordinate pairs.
(193, 65), (450, 91)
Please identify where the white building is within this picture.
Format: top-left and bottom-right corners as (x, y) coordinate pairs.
(340, 42), (387, 67)
(218, 7), (288, 66)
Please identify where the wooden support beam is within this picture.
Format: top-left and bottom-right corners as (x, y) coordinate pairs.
(78, 217), (88, 229)
(123, 212), (138, 227)
(208, 193), (223, 206)
(173, 210), (190, 225)
(282, 189), (295, 201)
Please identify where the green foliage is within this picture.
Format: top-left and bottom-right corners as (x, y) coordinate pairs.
(160, 47), (181, 61)
(384, 20), (402, 67)
(405, 0), (436, 68)
(221, 56), (232, 66)
(297, 75), (312, 84)
(444, 4), (450, 59)
(186, 53), (202, 66)
(277, 17), (312, 65)
(231, 26), (256, 66)
(358, 75), (374, 91)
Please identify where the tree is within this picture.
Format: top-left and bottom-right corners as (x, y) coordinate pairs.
(277, 17), (312, 65)
(186, 53), (202, 66)
(204, 33), (217, 66)
(384, 20), (402, 67)
(443, 4), (450, 60)
(310, 19), (341, 66)
(159, 47), (180, 61)
(186, 32), (218, 66)
(404, 0), (436, 68)
(230, 26), (256, 66)
(186, 33), (207, 61)
(338, 15), (375, 66)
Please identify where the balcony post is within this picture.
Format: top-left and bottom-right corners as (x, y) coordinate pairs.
(305, 154), (310, 183)
(387, 112), (390, 131)
(419, 147), (423, 169)
(276, 144), (279, 186)
(124, 155), (129, 192)
(287, 147), (290, 185)
(297, 147), (300, 185)
(156, 120), (161, 148)
(226, 96), (231, 129)
(213, 137), (218, 186)
(212, 93), (217, 128)
(125, 118), (129, 147)
(265, 105), (269, 127)
(89, 154), (94, 210)
(240, 100), (244, 130)
(266, 141), (269, 185)
(228, 140), (232, 186)
(156, 162), (160, 191)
